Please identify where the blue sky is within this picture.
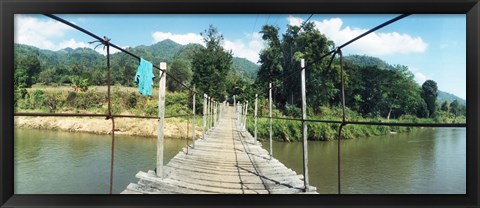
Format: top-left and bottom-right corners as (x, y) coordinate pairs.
(14, 14), (466, 99)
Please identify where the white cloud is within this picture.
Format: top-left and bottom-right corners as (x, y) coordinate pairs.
(223, 32), (264, 63)
(286, 15), (304, 27)
(409, 67), (428, 85)
(414, 72), (427, 84)
(287, 16), (428, 56)
(14, 15), (119, 56)
(14, 14), (73, 50)
(58, 38), (90, 49)
(152, 32), (205, 46)
(152, 31), (264, 63)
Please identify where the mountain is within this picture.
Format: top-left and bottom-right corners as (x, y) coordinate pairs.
(232, 57), (258, 79)
(437, 91), (466, 106)
(15, 39), (259, 80)
(344, 54), (466, 106)
(344, 55), (394, 70)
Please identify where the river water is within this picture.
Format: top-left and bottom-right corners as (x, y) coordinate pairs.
(14, 128), (465, 194)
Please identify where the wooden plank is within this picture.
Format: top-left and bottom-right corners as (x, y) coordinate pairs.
(123, 106), (317, 194)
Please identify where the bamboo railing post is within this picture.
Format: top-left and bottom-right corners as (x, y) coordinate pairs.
(241, 101), (244, 129)
(254, 94), (258, 142)
(213, 101), (217, 127)
(301, 58), (310, 192)
(210, 99), (214, 129)
(239, 102), (242, 127)
(156, 62), (167, 178)
(244, 101), (248, 131)
(192, 85), (196, 148)
(207, 97), (211, 131)
(269, 83), (273, 159)
(202, 94), (207, 139)
(233, 95), (236, 120)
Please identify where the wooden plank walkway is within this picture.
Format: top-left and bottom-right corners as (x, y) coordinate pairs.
(121, 106), (317, 194)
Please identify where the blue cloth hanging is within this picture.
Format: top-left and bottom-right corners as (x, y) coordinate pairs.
(134, 58), (155, 96)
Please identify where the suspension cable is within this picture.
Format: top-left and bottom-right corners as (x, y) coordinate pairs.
(275, 14), (410, 83)
(44, 14), (198, 95)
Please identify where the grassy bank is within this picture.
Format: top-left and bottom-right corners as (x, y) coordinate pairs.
(14, 85), (204, 138)
(245, 106), (465, 142)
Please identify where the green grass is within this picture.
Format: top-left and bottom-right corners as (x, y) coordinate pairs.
(245, 107), (465, 142)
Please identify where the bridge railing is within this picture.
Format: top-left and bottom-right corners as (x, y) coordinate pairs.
(236, 14), (467, 194)
(13, 14), (220, 194)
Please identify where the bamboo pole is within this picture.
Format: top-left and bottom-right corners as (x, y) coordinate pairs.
(202, 94), (206, 139)
(254, 94), (258, 142)
(244, 101), (248, 131)
(192, 86), (196, 148)
(156, 62), (167, 178)
(301, 59), (310, 191)
(269, 82), (273, 159)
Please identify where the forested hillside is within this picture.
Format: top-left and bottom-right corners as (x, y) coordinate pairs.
(14, 39), (259, 89)
(14, 23), (466, 142)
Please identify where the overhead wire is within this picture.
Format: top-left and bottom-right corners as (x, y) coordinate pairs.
(272, 14), (410, 84)
(44, 14), (198, 95)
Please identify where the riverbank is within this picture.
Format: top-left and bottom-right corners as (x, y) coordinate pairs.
(14, 116), (202, 139)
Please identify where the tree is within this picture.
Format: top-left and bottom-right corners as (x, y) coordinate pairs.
(449, 99), (461, 122)
(256, 25), (283, 99)
(191, 25), (233, 101)
(167, 59), (193, 92)
(441, 100), (450, 112)
(15, 55), (41, 88)
(421, 80), (438, 117)
(70, 76), (89, 92)
(256, 22), (334, 112)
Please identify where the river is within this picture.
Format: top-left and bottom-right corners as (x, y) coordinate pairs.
(14, 128), (465, 194)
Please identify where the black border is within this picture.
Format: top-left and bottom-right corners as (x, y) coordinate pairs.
(1, 0), (479, 207)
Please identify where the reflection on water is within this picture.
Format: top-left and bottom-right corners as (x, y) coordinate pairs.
(263, 128), (466, 194)
(15, 128), (465, 194)
(14, 129), (185, 194)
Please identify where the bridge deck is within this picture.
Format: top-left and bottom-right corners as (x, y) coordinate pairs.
(121, 106), (317, 194)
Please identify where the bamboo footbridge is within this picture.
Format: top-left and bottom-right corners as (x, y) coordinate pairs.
(121, 106), (317, 194)
(14, 14), (467, 195)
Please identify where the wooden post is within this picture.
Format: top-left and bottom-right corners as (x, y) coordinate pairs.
(240, 102), (243, 128)
(192, 86), (196, 148)
(203, 94), (206, 139)
(210, 98), (213, 129)
(254, 94), (258, 142)
(216, 101), (218, 126)
(269, 82), (273, 159)
(233, 95), (236, 119)
(157, 62), (167, 178)
(301, 58), (309, 191)
(207, 97), (211, 131)
(210, 99), (213, 129)
(213, 101), (217, 127)
(244, 101), (248, 131)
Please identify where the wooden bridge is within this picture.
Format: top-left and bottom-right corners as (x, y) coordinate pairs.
(121, 106), (317, 194)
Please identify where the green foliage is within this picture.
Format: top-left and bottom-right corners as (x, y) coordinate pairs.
(438, 91), (466, 106)
(257, 25), (283, 96)
(450, 100), (461, 118)
(232, 57), (259, 79)
(69, 76), (89, 92)
(167, 59), (193, 92)
(441, 100), (449, 112)
(14, 55), (41, 88)
(421, 80), (438, 118)
(191, 25), (233, 101)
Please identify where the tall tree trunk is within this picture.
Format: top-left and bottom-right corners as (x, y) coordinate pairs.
(387, 108), (392, 120)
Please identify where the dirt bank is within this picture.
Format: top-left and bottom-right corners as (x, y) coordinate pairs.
(14, 116), (202, 139)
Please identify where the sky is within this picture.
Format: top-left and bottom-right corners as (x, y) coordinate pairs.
(14, 14), (466, 99)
